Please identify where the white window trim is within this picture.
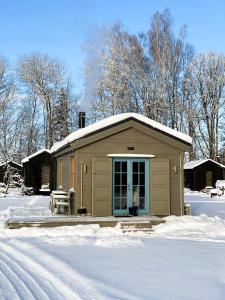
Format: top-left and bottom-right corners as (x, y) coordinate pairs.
(107, 154), (155, 158)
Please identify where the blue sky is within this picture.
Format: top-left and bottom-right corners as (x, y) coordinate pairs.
(1, 0), (225, 90)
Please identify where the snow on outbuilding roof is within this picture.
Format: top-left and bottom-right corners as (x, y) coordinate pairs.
(22, 149), (51, 164)
(0, 161), (22, 168)
(50, 113), (192, 153)
(184, 159), (225, 170)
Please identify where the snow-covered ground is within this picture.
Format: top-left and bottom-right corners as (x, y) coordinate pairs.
(0, 189), (225, 299)
(185, 188), (225, 218)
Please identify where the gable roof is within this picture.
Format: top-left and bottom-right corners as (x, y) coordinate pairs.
(0, 161), (22, 168)
(184, 159), (225, 170)
(22, 149), (51, 164)
(51, 113), (192, 153)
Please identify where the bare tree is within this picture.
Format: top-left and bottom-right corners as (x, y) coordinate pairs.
(181, 44), (196, 159)
(84, 10), (194, 137)
(148, 9), (189, 129)
(188, 52), (225, 160)
(17, 92), (43, 157)
(84, 23), (154, 119)
(0, 56), (17, 162)
(17, 53), (70, 148)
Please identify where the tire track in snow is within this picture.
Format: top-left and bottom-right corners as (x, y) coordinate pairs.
(0, 251), (52, 300)
(9, 240), (138, 300)
(0, 268), (20, 300)
(9, 240), (106, 300)
(0, 255), (34, 300)
(0, 240), (99, 300)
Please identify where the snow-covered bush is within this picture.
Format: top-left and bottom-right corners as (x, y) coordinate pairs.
(21, 184), (34, 195)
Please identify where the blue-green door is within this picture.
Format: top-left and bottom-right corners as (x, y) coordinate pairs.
(112, 158), (149, 215)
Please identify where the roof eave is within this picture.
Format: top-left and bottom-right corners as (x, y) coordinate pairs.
(22, 149), (51, 164)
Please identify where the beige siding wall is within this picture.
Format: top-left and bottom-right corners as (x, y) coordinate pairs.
(56, 159), (60, 188)
(56, 155), (70, 190)
(56, 124), (185, 216)
(151, 159), (170, 215)
(91, 158), (112, 216)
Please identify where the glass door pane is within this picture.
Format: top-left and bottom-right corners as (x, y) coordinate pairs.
(113, 161), (128, 212)
(132, 161), (145, 210)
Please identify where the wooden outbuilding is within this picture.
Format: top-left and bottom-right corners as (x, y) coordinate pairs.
(184, 159), (225, 191)
(22, 149), (55, 194)
(51, 113), (192, 217)
(0, 161), (23, 183)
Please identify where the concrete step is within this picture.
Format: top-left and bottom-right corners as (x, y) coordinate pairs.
(122, 228), (153, 233)
(119, 221), (152, 229)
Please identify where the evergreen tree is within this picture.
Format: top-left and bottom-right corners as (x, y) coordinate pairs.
(53, 88), (70, 142)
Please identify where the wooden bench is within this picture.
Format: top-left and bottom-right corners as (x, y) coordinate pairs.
(50, 190), (74, 215)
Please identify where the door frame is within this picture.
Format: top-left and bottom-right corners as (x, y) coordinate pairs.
(112, 158), (150, 215)
(205, 170), (213, 187)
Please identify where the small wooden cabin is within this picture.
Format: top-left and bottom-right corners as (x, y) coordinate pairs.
(0, 161), (23, 183)
(51, 113), (192, 217)
(22, 149), (55, 193)
(184, 159), (225, 191)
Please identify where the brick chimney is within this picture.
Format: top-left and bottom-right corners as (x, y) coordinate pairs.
(79, 112), (86, 129)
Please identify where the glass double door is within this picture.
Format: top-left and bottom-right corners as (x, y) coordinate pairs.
(113, 158), (149, 215)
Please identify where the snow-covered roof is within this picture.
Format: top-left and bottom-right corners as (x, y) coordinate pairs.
(184, 159), (225, 170)
(22, 149), (51, 163)
(51, 113), (192, 153)
(0, 161), (22, 168)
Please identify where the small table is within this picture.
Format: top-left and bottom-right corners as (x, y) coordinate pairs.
(51, 190), (68, 195)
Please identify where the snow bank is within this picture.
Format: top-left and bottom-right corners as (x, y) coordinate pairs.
(0, 223), (144, 248)
(0, 188), (50, 211)
(153, 214), (225, 243)
(216, 180), (225, 189)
